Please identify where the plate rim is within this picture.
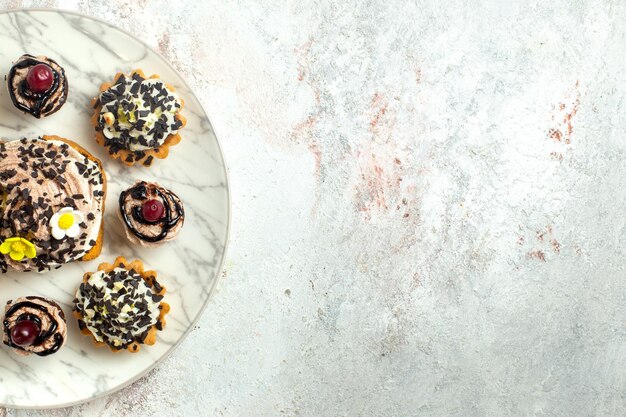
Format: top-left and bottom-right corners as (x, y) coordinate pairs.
(0, 6), (232, 410)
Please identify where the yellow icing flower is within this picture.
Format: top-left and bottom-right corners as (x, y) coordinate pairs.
(0, 237), (36, 261)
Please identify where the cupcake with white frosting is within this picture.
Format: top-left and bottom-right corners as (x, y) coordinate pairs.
(73, 256), (169, 353)
(91, 69), (186, 167)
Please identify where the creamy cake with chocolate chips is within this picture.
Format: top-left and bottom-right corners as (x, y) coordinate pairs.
(0, 136), (106, 273)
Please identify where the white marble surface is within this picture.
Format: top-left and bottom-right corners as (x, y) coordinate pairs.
(2, 0), (626, 416)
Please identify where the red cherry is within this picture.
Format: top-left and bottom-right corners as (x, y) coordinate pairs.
(26, 64), (54, 93)
(10, 320), (40, 347)
(141, 199), (165, 222)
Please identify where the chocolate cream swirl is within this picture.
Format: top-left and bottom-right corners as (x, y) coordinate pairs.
(2, 296), (67, 356)
(0, 138), (105, 272)
(118, 181), (184, 247)
(8, 54), (68, 118)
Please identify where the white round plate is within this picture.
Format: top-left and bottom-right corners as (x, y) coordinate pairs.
(0, 9), (229, 409)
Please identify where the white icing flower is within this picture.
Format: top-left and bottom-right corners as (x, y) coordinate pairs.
(50, 207), (84, 240)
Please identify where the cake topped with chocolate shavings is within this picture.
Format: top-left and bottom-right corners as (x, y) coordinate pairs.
(0, 137), (105, 273)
